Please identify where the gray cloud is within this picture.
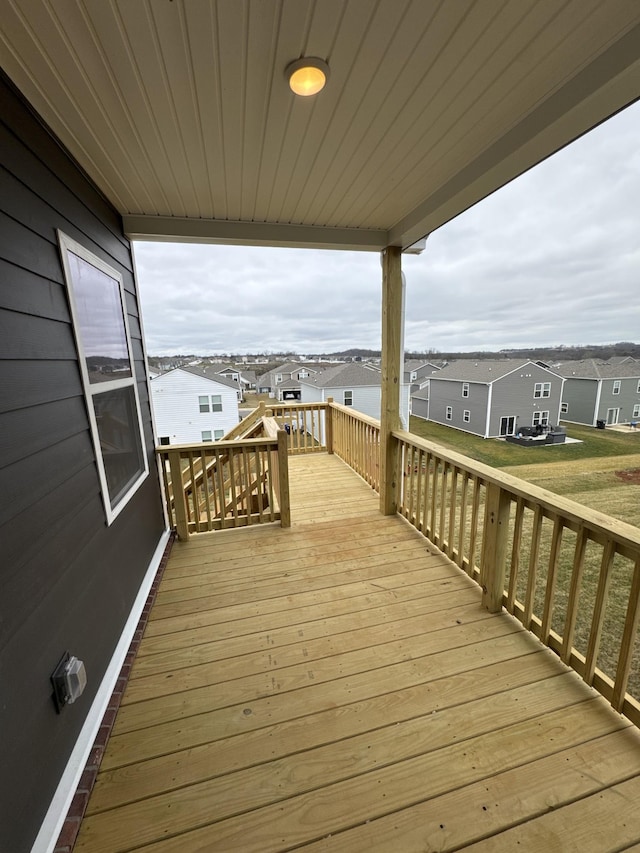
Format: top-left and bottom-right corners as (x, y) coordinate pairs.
(135, 101), (640, 355)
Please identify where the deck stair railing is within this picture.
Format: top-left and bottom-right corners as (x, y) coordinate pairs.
(156, 414), (290, 539)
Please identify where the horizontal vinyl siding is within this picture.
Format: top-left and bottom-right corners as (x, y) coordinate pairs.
(561, 378), (598, 425)
(596, 377), (640, 422)
(0, 72), (164, 853)
(429, 379), (488, 437)
(151, 371), (240, 443)
(489, 364), (563, 437)
(411, 397), (429, 420)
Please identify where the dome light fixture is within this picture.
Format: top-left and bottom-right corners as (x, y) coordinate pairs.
(286, 57), (329, 97)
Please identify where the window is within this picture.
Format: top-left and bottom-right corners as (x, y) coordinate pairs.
(534, 382), (551, 398)
(298, 370), (309, 379)
(613, 380), (621, 395)
(344, 390), (353, 406)
(214, 429), (225, 440)
(462, 383), (469, 398)
(633, 404), (640, 418)
(59, 232), (147, 524)
(275, 373), (283, 384)
(159, 436), (171, 446)
(561, 402), (568, 414)
(532, 410), (550, 426)
(446, 406), (453, 420)
(199, 395), (210, 412)
(637, 380), (640, 394)
(211, 394), (222, 412)
(463, 410), (470, 422)
(201, 430), (212, 441)
(410, 371), (417, 381)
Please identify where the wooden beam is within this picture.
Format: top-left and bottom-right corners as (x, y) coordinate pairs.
(277, 429), (291, 528)
(379, 246), (403, 516)
(325, 398), (334, 454)
(480, 483), (511, 612)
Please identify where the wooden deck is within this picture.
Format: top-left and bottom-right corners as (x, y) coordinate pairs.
(76, 453), (640, 852)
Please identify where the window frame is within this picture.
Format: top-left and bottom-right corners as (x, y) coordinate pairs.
(637, 380), (640, 394)
(463, 409), (470, 423)
(612, 380), (621, 395)
(214, 429), (225, 440)
(201, 430), (212, 442)
(343, 390), (353, 406)
(532, 410), (550, 427)
(199, 395), (210, 413)
(58, 231), (148, 525)
(560, 402), (568, 414)
(462, 382), (469, 398)
(211, 394), (223, 412)
(633, 404), (640, 418)
(445, 406), (453, 421)
(533, 382), (551, 398)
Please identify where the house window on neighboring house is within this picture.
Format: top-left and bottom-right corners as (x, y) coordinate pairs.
(344, 390), (353, 406)
(637, 380), (640, 393)
(633, 404), (640, 418)
(58, 231), (148, 525)
(613, 380), (621, 395)
(214, 429), (224, 440)
(199, 395), (210, 412)
(275, 373), (283, 384)
(463, 410), (470, 422)
(561, 403), (568, 414)
(201, 430), (212, 441)
(534, 382), (551, 398)
(298, 370), (309, 379)
(446, 406), (453, 420)
(462, 383), (469, 398)
(211, 394), (223, 412)
(532, 411), (550, 426)
(410, 371), (417, 381)
(159, 436), (170, 445)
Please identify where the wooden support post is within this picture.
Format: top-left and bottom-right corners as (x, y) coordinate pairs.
(325, 397), (334, 453)
(277, 429), (291, 528)
(167, 450), (190, 540)
(480, 483), (511, 612)
(380, 245), (403, 516)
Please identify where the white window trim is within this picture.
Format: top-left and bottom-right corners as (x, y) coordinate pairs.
(462, 383), (469, 398)
(463, 409), (470, 422)
(532, 410), (550, 426)
(534, 382), (551, 398)
(344, 390), (353, 406)
(633, 404), (640, 418)
(445, 406), (453, 421)
(201, 430), (212, 442)
(612, 380), (621, 395)
(211, 394), (223, 412)
(199, 395), (210, 412)
(561, 402), (568, 414)
(58, 231), (148, 525)
(637, 380), (640, 394)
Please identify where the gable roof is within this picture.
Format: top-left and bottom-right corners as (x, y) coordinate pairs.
(180, 366), (240, 390)
(299, 363), (388, 388)
(556, 359), (640, 379)
(2, 3), (638, 251)
(430, 359), (561, 384)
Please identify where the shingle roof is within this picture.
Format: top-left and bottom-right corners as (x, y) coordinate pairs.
(180, 365), (240, 389)
(430, 359), (559, 383)
(556, 359), (640, 379)
(299, 363), (386, 388)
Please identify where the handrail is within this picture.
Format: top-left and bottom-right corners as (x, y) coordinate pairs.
(269, 401), (329, 454)
(156, 432), (291, 539)
(391, 427), (640, 725)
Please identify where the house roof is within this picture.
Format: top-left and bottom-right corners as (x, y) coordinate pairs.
(2, 3), (639, 251)
(430, 359), (561, 384)
(411, 389), (430, 402)
(556, 359), (640, 380)
(300, 363), (392, 388)
(179, 366), (240, 390)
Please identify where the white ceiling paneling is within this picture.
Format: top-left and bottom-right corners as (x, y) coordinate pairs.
(1, 0), (639, 250)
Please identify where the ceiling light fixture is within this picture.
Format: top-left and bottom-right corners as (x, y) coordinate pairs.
(286, 57), (329, 97)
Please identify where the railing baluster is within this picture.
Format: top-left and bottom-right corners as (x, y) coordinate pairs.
(562, 526), (588, 664)
(448, 466), (458, 558)
(457, 473), (469, 571)
(507, 496), (524, 613)
(541, 515), (564, 644)
(585, 540), (616, 686)
(438, 462), (448, 551)
(467, 476), (482, 579)
(524, 505), (543, 629)
(612, 555), (640, 710)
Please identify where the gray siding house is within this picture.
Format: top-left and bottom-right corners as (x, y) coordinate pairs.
(557, 360), (640, 426)
(428, 360), (564, 438)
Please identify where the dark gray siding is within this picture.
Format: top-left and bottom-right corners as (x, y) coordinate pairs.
(411, 396), (429, 419)
(428, 379), (489, 437)
(0, 72), (165, 852)
(562, 377), (598, 425)
(488, 364), (563, 437)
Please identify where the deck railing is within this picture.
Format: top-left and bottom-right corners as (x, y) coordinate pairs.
(269, 402), (328, 454)
(157, 427), (290, 539)
(392, 428), (640, 725)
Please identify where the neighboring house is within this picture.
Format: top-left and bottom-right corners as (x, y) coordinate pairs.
(299, 363), (411, 428)
(404, 359), (442, 395)
(427, 360), (564, 438)
(276, 378), (302, 401)
(258, 361), (335, 397)
(150, 367), (240, 444)
(411, 387), (430, 420)
(557, 360), (640, 426)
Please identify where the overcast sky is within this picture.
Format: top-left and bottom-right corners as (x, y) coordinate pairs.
(134, 100), (640, 357)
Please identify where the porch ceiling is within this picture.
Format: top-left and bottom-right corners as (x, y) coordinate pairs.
(2, 1), (639, 251)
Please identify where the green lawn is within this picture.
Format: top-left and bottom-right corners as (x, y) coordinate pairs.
(409, 417), (640, 469)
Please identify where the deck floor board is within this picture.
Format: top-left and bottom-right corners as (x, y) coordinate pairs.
(76, 453), (640, 852)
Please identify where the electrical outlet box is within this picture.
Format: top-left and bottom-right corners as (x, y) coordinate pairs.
(51, 652), (87, 712)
